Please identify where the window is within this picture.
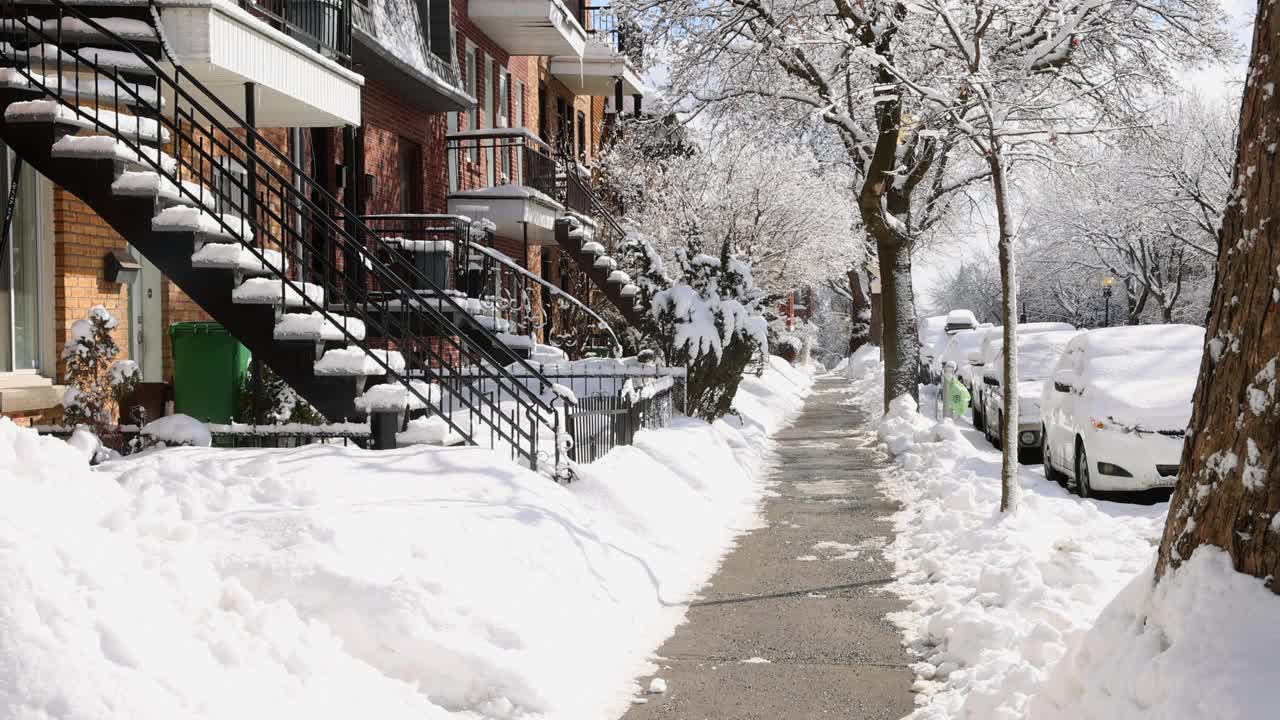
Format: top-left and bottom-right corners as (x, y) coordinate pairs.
(514, 80), (524, 126)
(398, 137), (423, 213)
(556, 96), (567, 153)
(216, 156), (248, 217)
(447, 111), (459, 192)
(485, 56), (495, 187)
(497, 68), (509, 128)
(538, 81), (548, 140)
(466, 44), (478, 163)
(0, 145), (41, 372)
(577, 110), (586, 163)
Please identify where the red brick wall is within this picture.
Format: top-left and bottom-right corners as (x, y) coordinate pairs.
(361, 78), (451, 216)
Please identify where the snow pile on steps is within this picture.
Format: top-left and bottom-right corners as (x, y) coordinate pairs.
(844, 348), (1280, 720)
(0, 356), (812, 720)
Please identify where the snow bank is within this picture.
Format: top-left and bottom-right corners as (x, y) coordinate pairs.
(0, 359), (811, 720)
(844, 349), (1280, 720)
(1030, 547), (1280, 720)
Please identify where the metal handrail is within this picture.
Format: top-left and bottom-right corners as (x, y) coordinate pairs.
(0, 0), (565, 473)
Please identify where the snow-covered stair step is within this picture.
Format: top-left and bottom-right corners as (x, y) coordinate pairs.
(0, 67), (160, 105)
(314, 347), (406, 377)
(4, 99), (169, 143)
(593, 255), (616, 270)
(472, 315), (510, 332)
(50, 134), (177, 174)
(494, 332), (533, 349)
(620, 283), (640, 298)
(152, 206), (252, 243)
(190, 244), (287, 276)
(274, 312), (365, 342)
(113, 171), (215, 207)
(231, 277), (323, 308)
(2, 43), (157, 75)
(397, 415), (464, 447)
(14, 17), (159, 44)
(580, 240), (605, 255)
(606, 270), (631, 285)
(387, 237), (455, 254)
(354, 380), (440, 413)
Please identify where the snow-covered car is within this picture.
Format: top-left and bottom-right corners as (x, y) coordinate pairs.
(1040, 324), (1205, 496)
(918, 314), (949, 384)
(970, 322), (1076, 432)
(980, 330), (1079, 461)
(944, 309), (979, 334)
(945, 327), (1001, 392)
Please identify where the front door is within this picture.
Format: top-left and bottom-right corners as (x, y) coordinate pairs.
(128, 250), (163, 382)
(0, 144), (41, 374)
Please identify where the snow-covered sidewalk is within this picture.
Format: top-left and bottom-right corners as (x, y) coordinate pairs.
(840, 347), (1280, 720)
(0, 358), (812, 720)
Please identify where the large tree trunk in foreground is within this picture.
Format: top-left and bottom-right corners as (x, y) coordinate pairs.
(1155, 4), (1279, 591)
(989, 144), (1021, 513)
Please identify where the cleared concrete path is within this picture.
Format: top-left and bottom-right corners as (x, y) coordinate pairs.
(622, 375), (915, 720)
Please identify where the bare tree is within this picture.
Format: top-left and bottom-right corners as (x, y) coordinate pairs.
(889, 0), (1228, 510)
(1156, 3), (1280, 593)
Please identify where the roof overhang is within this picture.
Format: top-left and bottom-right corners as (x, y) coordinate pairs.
(549, 48), (646, 96)
(467, 0), (587, 57)
(352, 28), (473, 112)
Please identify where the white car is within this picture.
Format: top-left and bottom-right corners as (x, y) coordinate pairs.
(944, 327), (1001, 392)
(980, 330), (1079, 461)
(918, 315), (949, 384)
(1040, 324), (1205, 496)
(970, 322), (1075, 432)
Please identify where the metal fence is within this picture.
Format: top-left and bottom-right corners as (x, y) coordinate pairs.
(564, 375), (677, 464)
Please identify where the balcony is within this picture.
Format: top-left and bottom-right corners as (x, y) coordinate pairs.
(240, 0), (353, 61)
(158, 0), (362, 126)
(467, 0), (587, 58)
(550, 5), (645, 97)
(351, 0), (472, 111)
(447, 128), (589, 245)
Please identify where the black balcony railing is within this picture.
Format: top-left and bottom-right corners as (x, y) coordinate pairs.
(241, 0), (353, 62)
(447, 130), (561, 204)
(582, 4), (641, 66)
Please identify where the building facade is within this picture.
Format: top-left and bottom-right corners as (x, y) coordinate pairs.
(0, 0), (644, 439)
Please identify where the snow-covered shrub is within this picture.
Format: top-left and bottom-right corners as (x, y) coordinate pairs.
(768, 317), (819, 365)
(234, 363), (324, 425)
(61, 305), (141, 449)
(618, 229), (768, 420)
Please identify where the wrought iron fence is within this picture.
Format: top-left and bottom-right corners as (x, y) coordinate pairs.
(240, 0), (353, 62)
(563, 374), (679, 464)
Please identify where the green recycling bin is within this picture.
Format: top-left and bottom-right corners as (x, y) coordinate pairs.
(169, 322), (251, 422)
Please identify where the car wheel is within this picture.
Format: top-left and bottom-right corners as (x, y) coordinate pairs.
(1074, 441), (1095, 498)
(974, 406), (985, 432)
(992, 413), (1004, 450)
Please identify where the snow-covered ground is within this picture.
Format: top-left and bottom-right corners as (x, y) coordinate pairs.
(839, 347), (1280, 720)
(0, 357), (813, 720)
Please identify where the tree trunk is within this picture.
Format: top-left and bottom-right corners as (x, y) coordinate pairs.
(989, 142), (1021, 513)
(847, 267), (873, 355)
(876, 233), (919, 411)
(1155, 2), (1279, 591)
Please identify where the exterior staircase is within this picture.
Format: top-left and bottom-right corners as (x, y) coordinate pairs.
(0, 0), (567, 473)
(554, 166), (645, 328)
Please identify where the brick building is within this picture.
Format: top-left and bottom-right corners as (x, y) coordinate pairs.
(0, 0), (645, 429)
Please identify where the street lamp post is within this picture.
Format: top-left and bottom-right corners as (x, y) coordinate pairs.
(1102, 276), (1114, 327)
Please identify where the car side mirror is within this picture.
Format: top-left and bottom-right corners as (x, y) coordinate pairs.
(983, 376), (999, 386)
(1054, 381), (1073, 393)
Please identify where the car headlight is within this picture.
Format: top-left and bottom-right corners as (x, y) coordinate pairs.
(1096, 461), (1134, 477)
(1018, 431), (1038, 446)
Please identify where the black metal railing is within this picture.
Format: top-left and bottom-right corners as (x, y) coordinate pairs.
(447, 129), (560, 201)
(240, 0), (353, 62)
(582, 4), (642, 66)
(0, 0), (567, 475)
(350, 0), (462, 88)
(564, 375), (677, 463)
